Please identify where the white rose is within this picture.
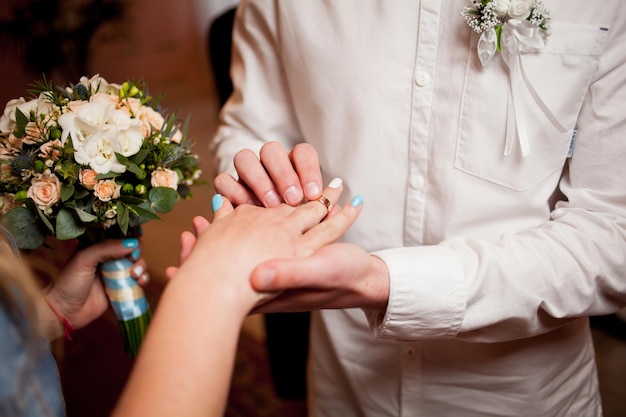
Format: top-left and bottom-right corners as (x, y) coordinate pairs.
(74, 130), (126, 173)
(79, 74), (121, 96)
(0, 97), (26, 133)
(93, 179), (121, 202)
(109, 108), (138, 130)
(114, 124), (144, 157)
(0, 97), (49, 134)
(508, 0), (534, 20)
(78, 95), (116, 129)
(27, 173), (61, 210)
(105, 206), (117, 218)
(151, 167), (179, 190)
(493, 0), (511, 17)
(58, 97), (115, 146)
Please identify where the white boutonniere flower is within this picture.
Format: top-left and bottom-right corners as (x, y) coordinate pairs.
(462, 0), (566, 157)
(463, 0), (552, 66)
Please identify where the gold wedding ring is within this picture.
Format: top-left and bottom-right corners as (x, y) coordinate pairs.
(316, 194), (331, 211)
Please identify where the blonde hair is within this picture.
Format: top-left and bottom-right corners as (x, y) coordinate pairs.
(0, 226), (43, 345)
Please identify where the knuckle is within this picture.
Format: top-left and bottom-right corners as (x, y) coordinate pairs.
(213, 172), (232, 191)
(233, 149), (257, 167)
(260, 141), (285, 159)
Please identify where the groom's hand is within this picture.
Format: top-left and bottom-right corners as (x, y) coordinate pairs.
(249, 243), (390, 314)
(214, 141), (323, 208)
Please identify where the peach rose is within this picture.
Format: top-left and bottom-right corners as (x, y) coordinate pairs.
(79, 169), (99, 190)
(94, 179), (121, 202)
(123, 98), (142, 116)
(27, 173), (61, 210)
(138, 106), (164, 138)
(0, 193), (20, 215)
(66, 100), (89, 113)
(171, 129), (182, 144)
(151, 167), (178, 190)
(39, 139), (62, 160)
(91, 92), (121, 108)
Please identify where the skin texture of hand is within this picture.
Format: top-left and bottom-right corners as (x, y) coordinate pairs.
(41, 238), (149, 340)
(249, 243), (390, 314)
(214, 141), (323, 207)
(114, 185), (362, 417)
(214, 141), (390, 315)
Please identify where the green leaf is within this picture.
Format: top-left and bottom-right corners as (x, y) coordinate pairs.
(27, 200), (55, 233)
(181, 115), (190, 139)
(127, 163), (144, 177)
(56, 208), (86, 240)
(117, 202), (130, 235)
(115, 152), (130, 165)
(96, 172), (119, 180)
(14, 107), (29, 137)
(149, 187), (179, 213)
(61, 184), (75, 202)
(74, 188), (90, 199)
(74, 208), (98, 223)
(130, 149), (148, 165)
(129, 205), (161, 221)
(120, 195), (146, 205)
(495, 24), (503, 51)
(0, 207), (45, 250)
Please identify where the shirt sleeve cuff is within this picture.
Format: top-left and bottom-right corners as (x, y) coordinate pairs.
(364, 246), (466, 341)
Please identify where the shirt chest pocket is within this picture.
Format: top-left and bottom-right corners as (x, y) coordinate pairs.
(454, 23), (609, 191)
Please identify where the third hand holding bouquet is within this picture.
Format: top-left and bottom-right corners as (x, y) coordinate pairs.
(0, 74), (202, 356)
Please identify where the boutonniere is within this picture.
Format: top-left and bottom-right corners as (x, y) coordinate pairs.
(462, 0), (565, 157)
(463, 0), (552, 67)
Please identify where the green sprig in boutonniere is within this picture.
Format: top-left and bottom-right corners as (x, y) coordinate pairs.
(462, 0), (552, 66)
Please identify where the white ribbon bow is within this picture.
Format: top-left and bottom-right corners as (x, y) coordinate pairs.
(478, 19), (567, 156)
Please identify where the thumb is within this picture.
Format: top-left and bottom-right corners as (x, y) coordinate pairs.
(73, 238), (140, 267)
(250, 256), (323, 292)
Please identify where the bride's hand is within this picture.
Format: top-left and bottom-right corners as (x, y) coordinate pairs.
(167, 178), (363, 311)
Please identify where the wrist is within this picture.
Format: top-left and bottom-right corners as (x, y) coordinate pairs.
(40, 289), (74, 341)
(171, 263), (255, 319)
(366, 254), (390, 311)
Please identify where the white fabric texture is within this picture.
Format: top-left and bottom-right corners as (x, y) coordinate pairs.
(211, 1), (626, 415)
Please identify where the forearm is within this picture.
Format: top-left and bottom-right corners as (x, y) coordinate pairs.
(210, 0), (304, 176)
(112, 269), (251, 417)
(372, 211), (626, 343)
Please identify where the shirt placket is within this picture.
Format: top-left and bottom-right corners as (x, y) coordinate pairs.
(402, 1), (441, 415)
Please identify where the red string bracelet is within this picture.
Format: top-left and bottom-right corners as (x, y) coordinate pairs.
(44, 297), (74, 341)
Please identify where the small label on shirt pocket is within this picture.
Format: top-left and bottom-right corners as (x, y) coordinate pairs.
(454, 23), (608, 191)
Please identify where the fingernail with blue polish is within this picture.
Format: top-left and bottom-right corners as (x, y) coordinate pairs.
(351, 194), (364, 207)
(130, 248), (141, 261)
(122, 238), (138, 248)
(212, 194), (224, 212)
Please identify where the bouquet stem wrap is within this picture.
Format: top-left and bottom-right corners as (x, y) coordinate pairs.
(101, 257), (151, 358)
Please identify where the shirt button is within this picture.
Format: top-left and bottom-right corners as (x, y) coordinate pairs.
(415, 71), (431, 87)
(409, 175), (424, 189)
(406, 347), (416, 358)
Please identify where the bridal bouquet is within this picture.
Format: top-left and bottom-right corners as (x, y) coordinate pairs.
(0, 75), (202, 356)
